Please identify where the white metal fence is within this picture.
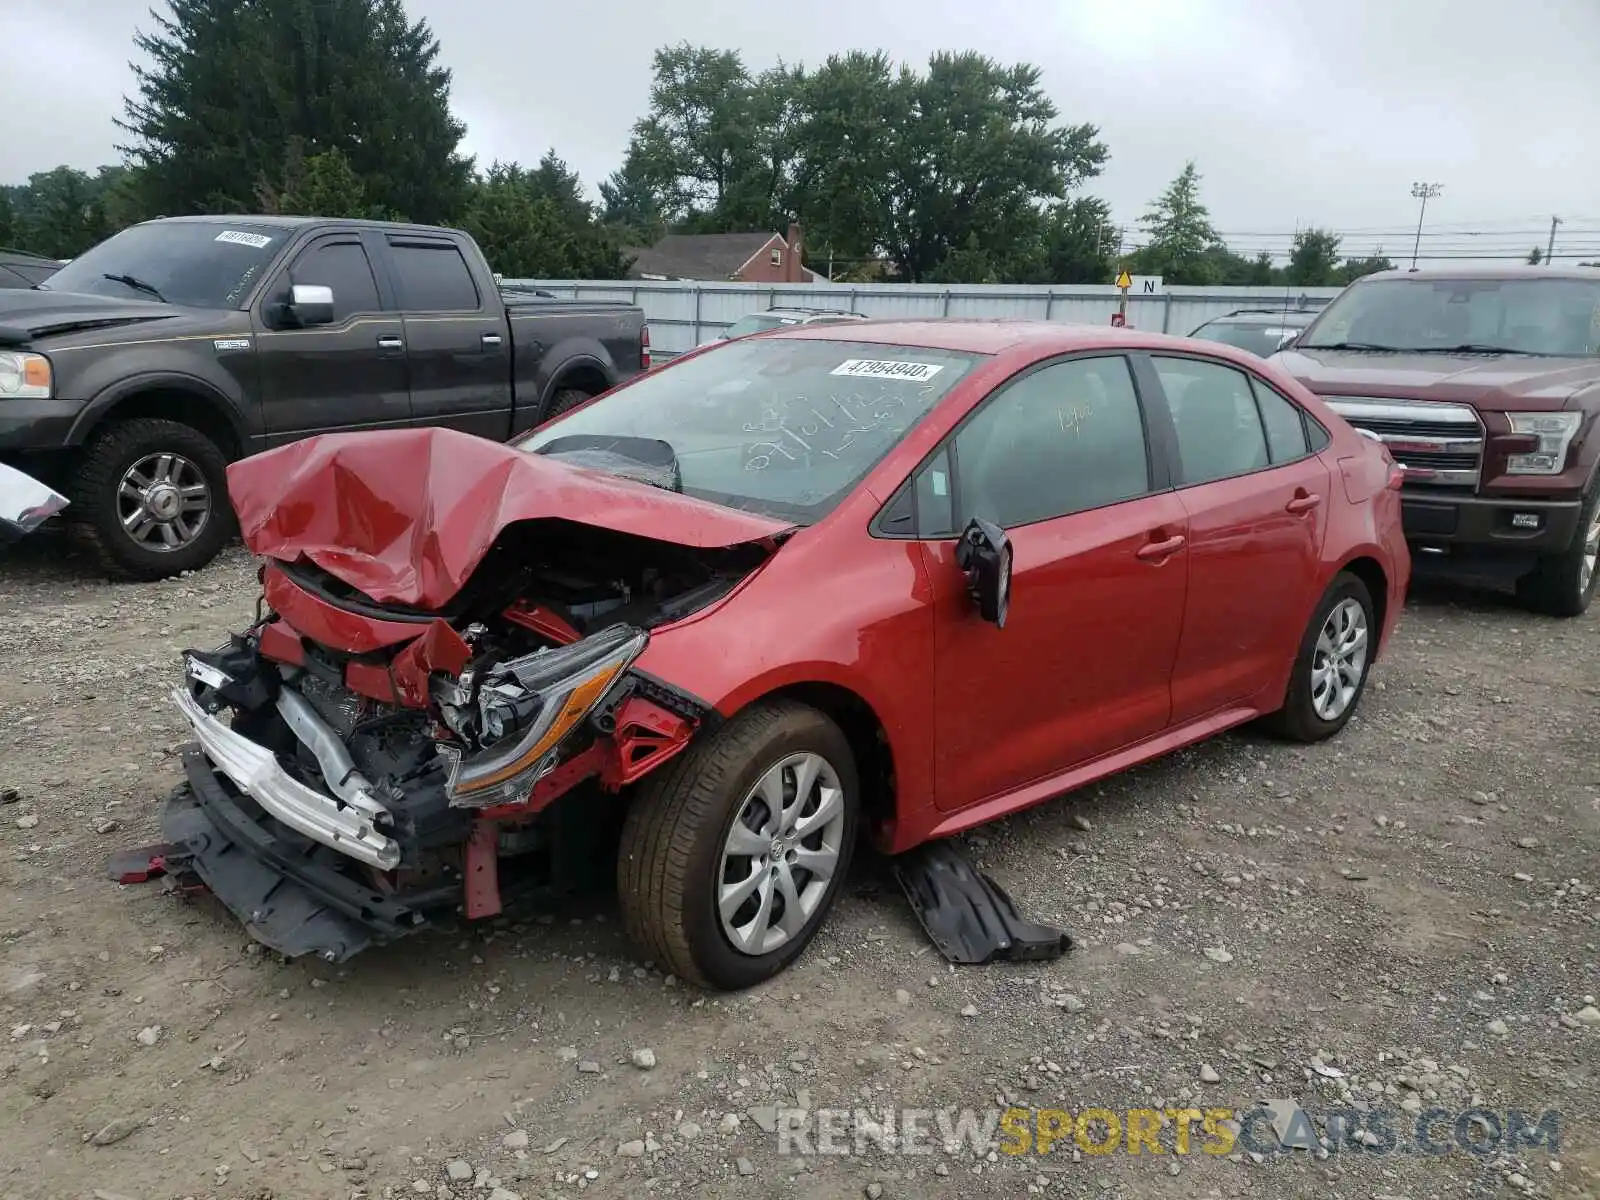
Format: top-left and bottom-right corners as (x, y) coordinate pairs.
(502, 278), (1346, 359)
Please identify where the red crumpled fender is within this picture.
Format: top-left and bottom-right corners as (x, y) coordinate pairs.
(226, 427), (792, 609)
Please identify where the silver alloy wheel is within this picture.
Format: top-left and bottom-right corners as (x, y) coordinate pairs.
(1310, 597), (1369, 722)
(1580, 504), (1600, 598)
(117, 452), (211, 551)
(718, 751), (847, 957)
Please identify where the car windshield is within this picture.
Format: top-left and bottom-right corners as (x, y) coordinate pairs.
(40, 221), (284, 309)
(724, 314), (802, 338)
(1192, 320), (1306, 358)
(1300, 277), (1600, 356)
(517, 337), (984, 523)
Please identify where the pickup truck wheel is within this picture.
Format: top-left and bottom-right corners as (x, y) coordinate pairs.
(546, 388), (592, 421)
(617, 701), (859, 990)
(71, 418), (236, 581)
(1261, 571), (1376, 743)
(1515, 483), (1600, 617)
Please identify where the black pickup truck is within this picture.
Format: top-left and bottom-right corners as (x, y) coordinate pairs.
(0, 216), (649, 579)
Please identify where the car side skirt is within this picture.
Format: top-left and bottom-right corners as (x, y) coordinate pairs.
(908, 704), (1261, 850)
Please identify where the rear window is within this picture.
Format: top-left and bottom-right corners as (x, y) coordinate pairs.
(387, 241), (481, 311)
(517, 337), (985, 523)
(1191, 321), (1303, 359)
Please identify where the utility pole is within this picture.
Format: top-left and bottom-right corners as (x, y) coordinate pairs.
(1410, 182), (1443, 271)
(1546, 216), (1563, 265)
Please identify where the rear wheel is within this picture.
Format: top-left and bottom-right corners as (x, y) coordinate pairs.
(1515, 482), (1600, 617)
(1262, 572), (1377, 743)
(617, 701), (859, 990)
(70, 418), (235, 580)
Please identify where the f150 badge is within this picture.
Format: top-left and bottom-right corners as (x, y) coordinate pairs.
(213, 338), (251, 352)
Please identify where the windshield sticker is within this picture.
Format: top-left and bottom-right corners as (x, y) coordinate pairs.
(214, 230), (274, 249)
(830, 358), (945, 382)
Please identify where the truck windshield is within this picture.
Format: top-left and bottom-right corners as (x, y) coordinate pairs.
(1301, 276), (1600, 356)
(40, 221), (284, 310)
(517, 338), (984, 523)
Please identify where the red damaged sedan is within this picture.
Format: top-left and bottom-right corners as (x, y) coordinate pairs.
(145, 320), (1409, 989)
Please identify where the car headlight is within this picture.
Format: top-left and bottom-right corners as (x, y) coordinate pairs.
(441, 625), (648, 808)
(1505, 412), (1582, 475)
(0, 352), (52, 399)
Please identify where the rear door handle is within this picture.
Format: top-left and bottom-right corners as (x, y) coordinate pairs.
(481, 333), (503, 347)
(1136, 534), (1186, 562)
(1286, 492), (1322, 514)
(377, 335), (404, 351)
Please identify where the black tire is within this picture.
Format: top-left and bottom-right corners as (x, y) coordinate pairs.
(545, 388), (593, 421)
(70, 418), (235, 581)
(1261, 571), (1377, 743)
(617, 701), (860, 990)
(1514, 480), (1600, 618)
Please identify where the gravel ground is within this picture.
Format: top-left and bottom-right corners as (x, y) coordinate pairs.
(1, 534), (1597, 1200)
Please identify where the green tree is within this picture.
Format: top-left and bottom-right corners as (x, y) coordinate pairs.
(1527, 246), (1544, 265)
(1287, 227), (1342, 286)
(1336, 254), (1396, 285)
(599, 150), (667, 242)
(461, 162), (631, 280)
(257, 142), (398, 219)
(875, 53), (1107, 282)
(0, 188), (16, 248)
(120, 0), (471, 223)
(1134, 162), (1221, 284)
(621, 44), (781, 229)
(13, 167), (118, 259)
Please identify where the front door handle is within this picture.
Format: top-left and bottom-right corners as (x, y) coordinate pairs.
(1136, 534), (1186, 562)
(377, 335), (404, 351)
(1286, 492), (1322, 515)
(481, 333), (503, 348)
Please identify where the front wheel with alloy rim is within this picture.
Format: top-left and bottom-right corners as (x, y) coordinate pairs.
(71, 417), (236, 580)
(1262, 571), (1377, 743)
(1515, 482), (1600, 617)
(617, 700), (859, 990)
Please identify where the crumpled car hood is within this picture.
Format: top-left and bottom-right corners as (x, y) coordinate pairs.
(228, 427), (793, 609)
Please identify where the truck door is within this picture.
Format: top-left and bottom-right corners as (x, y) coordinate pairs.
(383, 235), (514, 440)
(253, 232), (411, 444)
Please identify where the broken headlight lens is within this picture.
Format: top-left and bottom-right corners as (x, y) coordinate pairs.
(442, 624), (647, 808)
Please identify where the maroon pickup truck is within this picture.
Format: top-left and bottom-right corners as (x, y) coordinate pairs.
(1272, 266), (1600, 616)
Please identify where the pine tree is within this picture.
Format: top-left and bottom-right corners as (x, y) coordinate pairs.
(119, 0), (472, 223)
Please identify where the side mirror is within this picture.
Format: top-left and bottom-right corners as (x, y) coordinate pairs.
(0, 462), (69, 546)
(954, 516), (1012, 628)
(284, 283), (335, 328)
(1277, 331), (1300, 351)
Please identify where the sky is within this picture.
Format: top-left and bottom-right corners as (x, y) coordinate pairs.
(3, 0), (1599, 267)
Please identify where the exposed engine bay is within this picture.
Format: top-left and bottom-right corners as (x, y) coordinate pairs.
(132, 520), (772, 961)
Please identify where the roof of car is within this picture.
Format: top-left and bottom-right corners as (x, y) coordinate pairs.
(769, 317), (1258, 357)
(1203, 309), (1320, 325)
(766, 306), (860, 317)
(1356, 265), (1600, 283)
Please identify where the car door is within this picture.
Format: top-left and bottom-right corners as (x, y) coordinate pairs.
(907, 354), (1191, 813)
(1142, 353), (1333, 723)
(385, 236), (512, 439)
(254, 232), (411, 443)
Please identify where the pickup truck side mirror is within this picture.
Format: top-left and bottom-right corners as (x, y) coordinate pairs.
(282, 284), (335, 328)
(954, 516), (1012, 628)
(1277, 331), (1300, 351)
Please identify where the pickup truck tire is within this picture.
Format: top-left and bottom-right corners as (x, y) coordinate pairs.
(1515, 482), (1600, 617)
(546, 388), (592, 421)
(71, 418), (236, 581)
(617, 700), (859, 990)
(1261, 571), (1376, 743)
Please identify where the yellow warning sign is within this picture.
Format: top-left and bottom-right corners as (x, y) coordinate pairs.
(1115, 270), (1132, 290)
